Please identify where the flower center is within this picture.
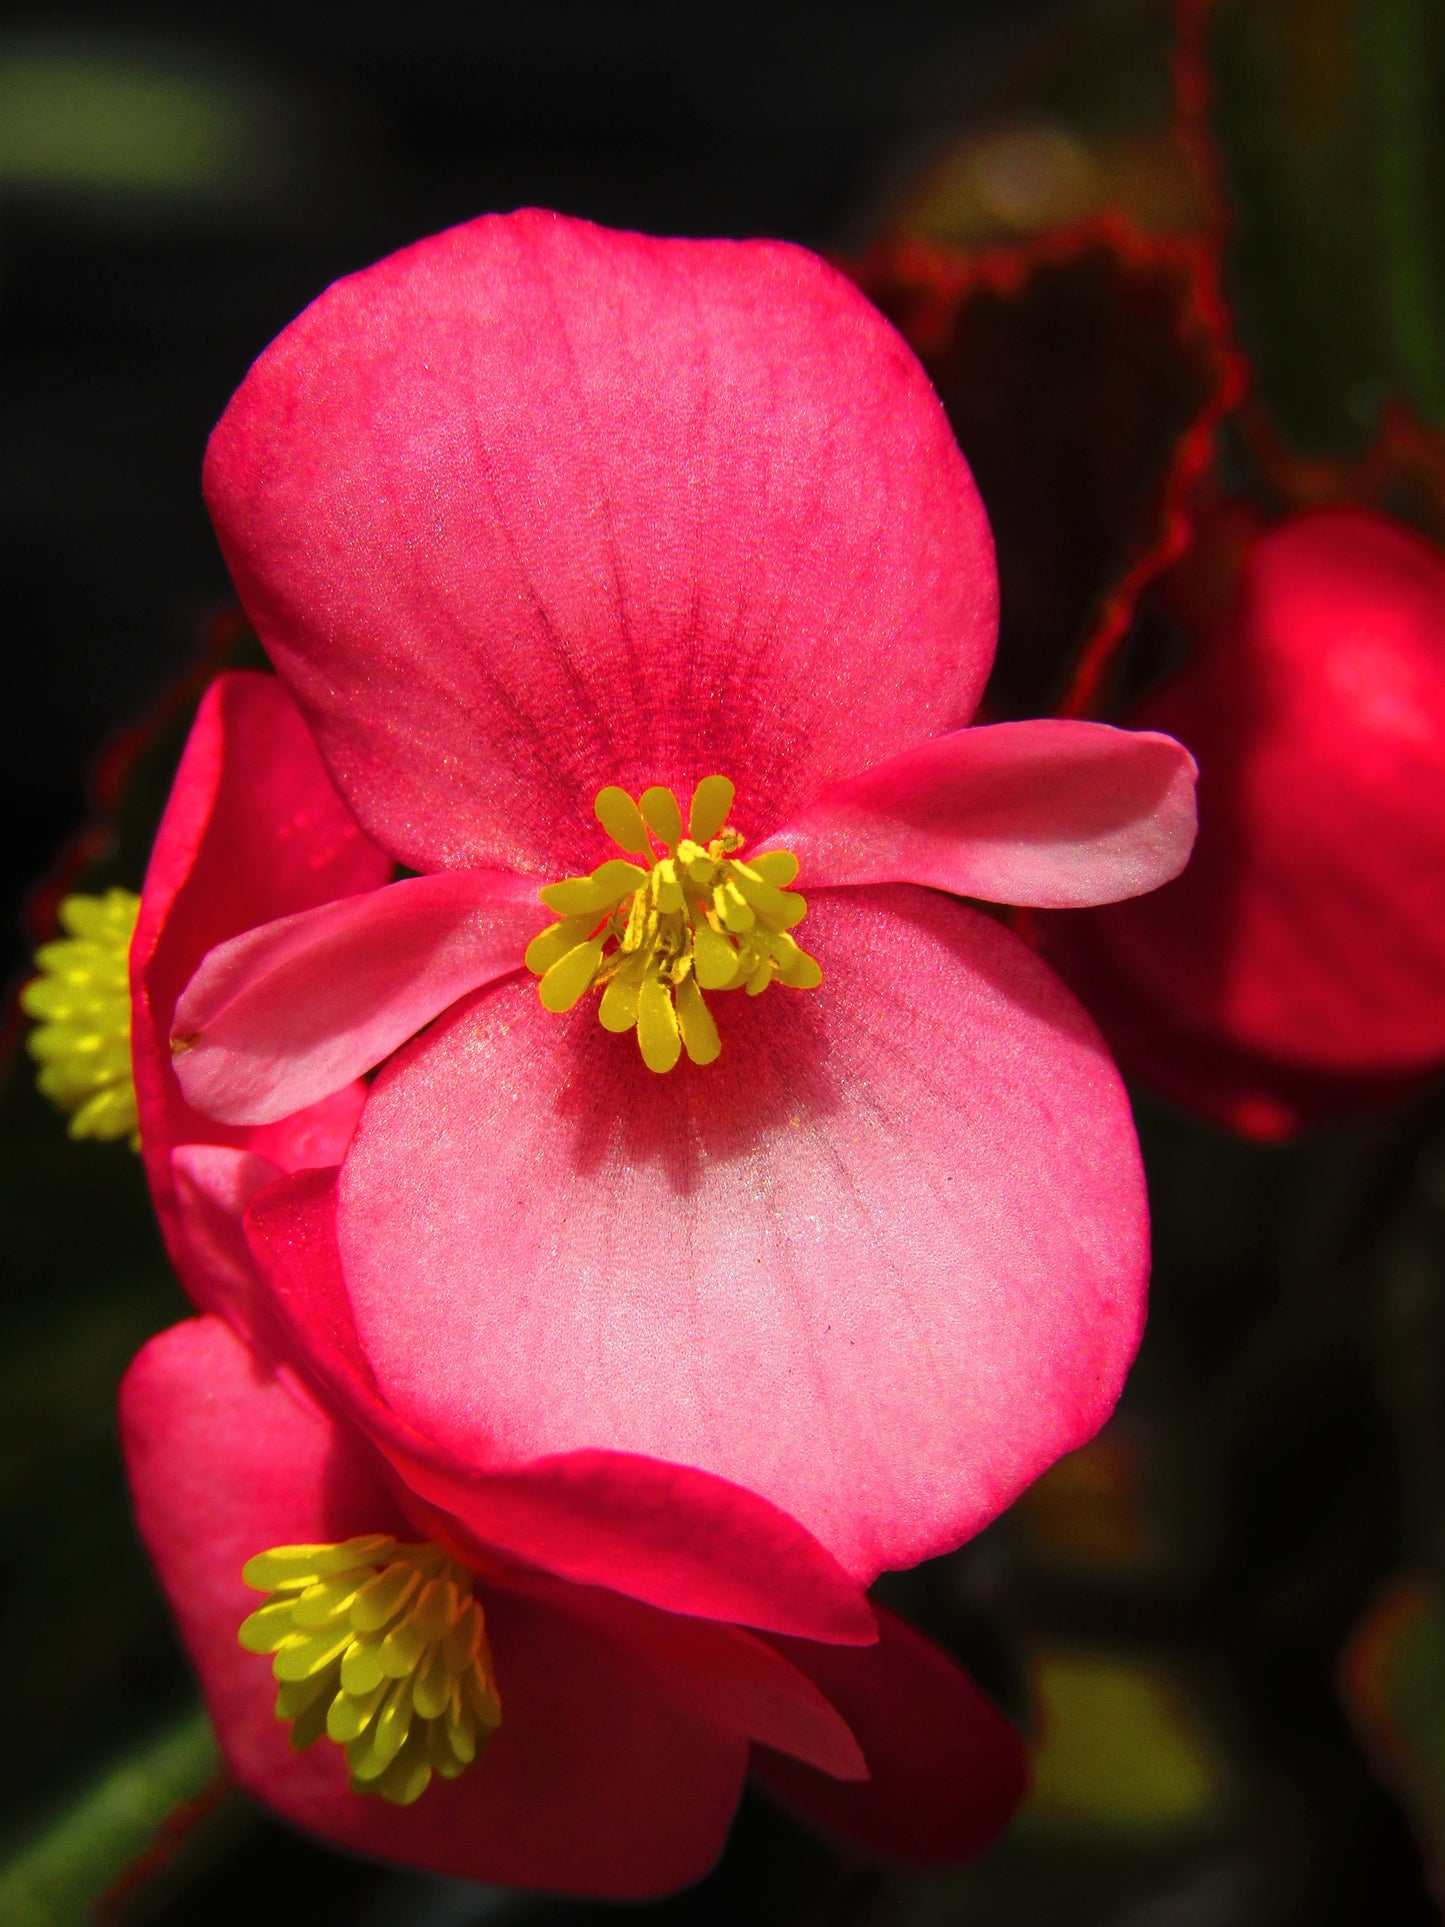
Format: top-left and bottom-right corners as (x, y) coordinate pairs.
(239, 1534), (501, 1808)
(526, 776), (821, 1072)
(21, 888), (140, 1147)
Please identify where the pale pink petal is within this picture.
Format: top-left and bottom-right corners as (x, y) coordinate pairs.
(337, 886), (1148, 1582)
(204, 211), (995, 874)
(774, 720), (1197, 908)
(173, 871), (542, 1125)
(244, 1167), (877, 1645)
(120, 1316), (747, 1896)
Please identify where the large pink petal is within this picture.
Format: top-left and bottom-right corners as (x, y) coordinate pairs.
(774, 721), (1197, 907)
(204, 210), (996, 875)
(244, 1168), (875, 1645)
(120, 1316), (747, 1897)
(173, 871), (541, 1125)
(132, 671), (391, 1266)
(754, 1606), (1028, 1863)
(337, 885), (1148, 1582)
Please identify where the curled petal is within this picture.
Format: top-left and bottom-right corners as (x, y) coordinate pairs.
(774, 720), (1197, 908)
(204, 210), (996, 874)
(173, 871), (542, 1125)
(755, 1606), (1028, 1863)
(132, 670), (390, 1267)
(120, 1316), (747, 1897)
(335, 886), (1148, 1582)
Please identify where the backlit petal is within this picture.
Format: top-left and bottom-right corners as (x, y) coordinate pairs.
(244, 1168), (876, 1646)
(204, 211), (995, 873)
(336, 886), (1148, 1581)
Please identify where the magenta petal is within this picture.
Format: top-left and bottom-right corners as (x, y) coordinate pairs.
(244, 1167), (876, 1644)
(133, 670), (391, 1262)
(203, 210), (996, 872)
(754, 1606), (1028, 1863)
(775, 720), (1198, 907)
(169, 1145), (282, 1342)
(120, 1317), (747, 1896)
(337, 886), (1148, 1581)
(173, 870), (542, 1125)
(499, 1572), (865, 1780)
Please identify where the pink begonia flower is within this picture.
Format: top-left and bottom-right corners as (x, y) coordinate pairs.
(120, 1194), (1029, 1891)
(161, 208), (1197, 1592)
(1042, 508), (1445, 1140)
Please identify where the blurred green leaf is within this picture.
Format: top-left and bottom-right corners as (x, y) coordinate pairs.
(1340, 1574), (1445, 1901)
(0, 1705), (221, 1927)
(1211, 0), (1445, 452)
(1022, 1648), (1225, 1838)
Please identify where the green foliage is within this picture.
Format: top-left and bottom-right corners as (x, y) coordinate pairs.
(0, 1707), (223, 1927)
(1212, 0), (1445, 451)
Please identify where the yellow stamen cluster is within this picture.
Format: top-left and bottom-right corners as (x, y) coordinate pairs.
(526, 776), (822, 1072)
(240, 1535), (501, 1808)
(21, 889), (140, 1146)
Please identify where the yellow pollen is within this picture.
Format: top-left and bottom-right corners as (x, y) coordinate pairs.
(239, 1535), (501, 1808)
(526, 776), (822, 1072)
(21, 889), (140, 1147)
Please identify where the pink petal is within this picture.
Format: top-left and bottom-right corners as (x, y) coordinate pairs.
(244, 1167), (876, 1645)
(173, 870), (541, 1126)
(204, 210), (996, 874)
(169, 1145), (282, 1342)
(337, 885), (1148, 1582)
(754, 1605), (1028, 1863)
(133, 671), (391, 1265)
(498, 1570), (865, 1781)
(774, 720), (1197, 908)
(120, 1316), (747, 1897)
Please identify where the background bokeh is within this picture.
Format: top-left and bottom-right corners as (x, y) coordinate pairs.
(5, 2), (1445, 1922)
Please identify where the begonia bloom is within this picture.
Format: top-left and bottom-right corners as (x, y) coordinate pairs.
(158, 208), (1197, 1585)
(120, 1284), (1028, 1892)
(1043, 508), (1445, 1139)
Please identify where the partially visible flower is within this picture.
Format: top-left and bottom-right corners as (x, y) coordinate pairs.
(120, 1168), (1029, 1892)
(1042, 508), (1445, 1138)
(22, 888), (141, 1144)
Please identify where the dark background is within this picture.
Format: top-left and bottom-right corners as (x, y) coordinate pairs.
(8, 7), (1445, 1926)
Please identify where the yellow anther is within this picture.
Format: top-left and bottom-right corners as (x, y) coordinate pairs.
(21, 888), (141, 1147)
(688, 774), (735, 844)
(527, 778), (822, 1072)
(240, 1535), (501, 1808)
(639, 785), (683, 850)
(594, 785), (650, 855)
